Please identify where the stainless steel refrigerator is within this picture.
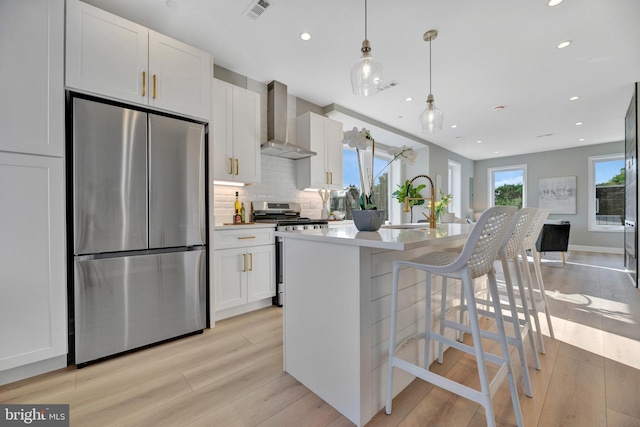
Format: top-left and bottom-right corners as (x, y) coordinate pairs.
(71, 96), (207, 365)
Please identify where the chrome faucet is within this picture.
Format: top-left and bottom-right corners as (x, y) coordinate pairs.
(403, 174), (436, 228)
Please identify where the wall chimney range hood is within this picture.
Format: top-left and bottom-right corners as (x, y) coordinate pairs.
(261, 80), (316, 160)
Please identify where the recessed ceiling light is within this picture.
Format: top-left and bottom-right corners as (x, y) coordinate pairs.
(405, 97), (413, 102)
(451, 124), (458, 129)
(476, 140), (482, 144)
(576, 122), (583, 126)
(494, 151), (499, 154)
(569, 96), (579, 101)
(548, 0), (564, 6)
(300, 32), (311, 41)
(165, 0), (178, 9)
(579, 138), (585, 141)
(557, 40), (572, 49)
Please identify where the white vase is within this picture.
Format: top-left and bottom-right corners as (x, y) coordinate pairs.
(321, 203), (329, 219)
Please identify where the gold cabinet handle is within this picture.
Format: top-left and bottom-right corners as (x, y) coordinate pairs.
(142, 71), (146, 97)
(249, 253), (253, 271)
(228, 158), (233, 175)
(237, 236), (256, 240)
(326, 172), (329, 184)
(242, 253), (247, 272)
(330, 172), (333, 184)
(235, 159), (239, 175)
(152, 74), (157, 99)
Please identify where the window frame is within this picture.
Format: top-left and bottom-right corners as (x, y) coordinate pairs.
(487, 164), (527, 208)
(588, 154), (625, 232)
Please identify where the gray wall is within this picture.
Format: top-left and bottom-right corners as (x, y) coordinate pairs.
(474, 142), (624, 250)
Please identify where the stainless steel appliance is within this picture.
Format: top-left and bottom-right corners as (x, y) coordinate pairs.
(253, 202), (328, 306)
(70, 96), (207, 365)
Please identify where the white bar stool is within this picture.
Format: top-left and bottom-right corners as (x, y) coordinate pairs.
(385, 206), (523, 427)
(445, 207), (542, 397)
(519, 208), (555, 353)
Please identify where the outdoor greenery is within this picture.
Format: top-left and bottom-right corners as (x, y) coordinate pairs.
(597, 167), (625, 186)
(494, 183), (523, 209)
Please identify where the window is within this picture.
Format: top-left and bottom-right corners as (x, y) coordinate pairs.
(333, 148), (394, 221)
(488, 165), (526, 208)
(448, 160), (462, 217)
(588, 154), (624, 232)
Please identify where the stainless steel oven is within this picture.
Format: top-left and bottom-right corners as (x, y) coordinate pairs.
(252, 202), (328, 306)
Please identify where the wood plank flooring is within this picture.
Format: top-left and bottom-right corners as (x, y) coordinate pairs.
(2, 251), (639, 426)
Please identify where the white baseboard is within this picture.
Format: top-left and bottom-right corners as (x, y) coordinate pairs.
(568, 244), (624, 255)
(0, 355), (67, 387)
(213, 298), (273, 322)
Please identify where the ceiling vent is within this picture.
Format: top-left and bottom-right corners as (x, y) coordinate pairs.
(243, 0), (272, 20)
(378, 80), (399, 92)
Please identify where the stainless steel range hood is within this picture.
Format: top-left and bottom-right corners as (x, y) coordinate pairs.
(261, 80), (316, 160)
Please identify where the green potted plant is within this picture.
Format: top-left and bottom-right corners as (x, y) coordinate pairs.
(392, 180), (426, 223)
(434, 189), (453, 221)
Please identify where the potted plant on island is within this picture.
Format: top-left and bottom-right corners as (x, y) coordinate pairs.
(392, 180), (426, 223)
(342, 127), (417, 231)
(434, 189), (453, 222)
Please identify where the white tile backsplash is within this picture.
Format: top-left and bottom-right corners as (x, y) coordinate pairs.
(213, 155), (326, 223)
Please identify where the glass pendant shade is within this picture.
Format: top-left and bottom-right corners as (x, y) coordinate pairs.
(351, 50), (383, 96)
(420, 99), (444, 133)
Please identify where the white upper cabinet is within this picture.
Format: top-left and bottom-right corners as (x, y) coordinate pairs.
(296, 112), (344, 190)
(0, 0), (64, 157)
(66, 0), (211, 121)
(212, 79), (261, 184)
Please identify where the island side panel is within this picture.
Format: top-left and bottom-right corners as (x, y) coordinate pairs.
(282, 238), (364, 426)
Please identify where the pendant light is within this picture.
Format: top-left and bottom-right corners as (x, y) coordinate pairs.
(350, 0), (383, 96)
(419, 29), (444, 133)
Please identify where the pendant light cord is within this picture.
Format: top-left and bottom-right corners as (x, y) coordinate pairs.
(429, 36), (432, 96)
(364, 0), (368, 40)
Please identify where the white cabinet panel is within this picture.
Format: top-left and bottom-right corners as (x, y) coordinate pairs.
(148, 31), (211, 120)
(213, 229), (274, 316)
(66, 0), (148, 105)
(0, 153), (66, 371)
(66, 0), (211, 121)
(212, 79), (260, 184)
(296, 112), (343, 190)
(247, 245), (275, 302)
(213, 247), (246, 311)
(0, 0), (64, 157)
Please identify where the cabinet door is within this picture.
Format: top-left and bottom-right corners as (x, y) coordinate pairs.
(66, 0), (148, 105)
(309, 114), (328, 188)
(0, 0), (64, 157)
(213, 248), (247, 311)
(232, 86), (261, 184)
(325, 118), (344, 191)
(247, 245), (275, 302)
(0, 153), (66, 371)
(148, 31), (212, 121)
(212, 79), (234, 181)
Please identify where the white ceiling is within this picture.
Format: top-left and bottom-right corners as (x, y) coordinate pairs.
(84, 0), (640, 160)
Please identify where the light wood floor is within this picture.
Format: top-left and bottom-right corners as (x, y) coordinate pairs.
(2, 251), (639, 426)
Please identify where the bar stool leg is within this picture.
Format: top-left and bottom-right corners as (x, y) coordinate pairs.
(438, 276), (447, 364)
(385, 262), (401, 415)
(460, 271), (496, 427)
(513, 252), (541, 370)
(487, 269), (524, 427)
(500, 255), (533, 397)
(423, 272), (433, 369)
(532, 249), (555, 339)
(520, 246), (546, 353)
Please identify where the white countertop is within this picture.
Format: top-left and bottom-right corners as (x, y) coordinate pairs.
(214, 223), (277, 231)
(275, 223), (471, 250)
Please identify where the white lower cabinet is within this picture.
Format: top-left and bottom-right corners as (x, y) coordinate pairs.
(213, 228), (275, 320)
(0, 153), (66, 381)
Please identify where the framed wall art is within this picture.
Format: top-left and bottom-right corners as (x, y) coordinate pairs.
(538, 176), (576, 214)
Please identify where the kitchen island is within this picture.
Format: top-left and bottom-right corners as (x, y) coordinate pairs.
(276, 223), (478, 426)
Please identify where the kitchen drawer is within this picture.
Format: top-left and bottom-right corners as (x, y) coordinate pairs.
(214, 228), (274, 250)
